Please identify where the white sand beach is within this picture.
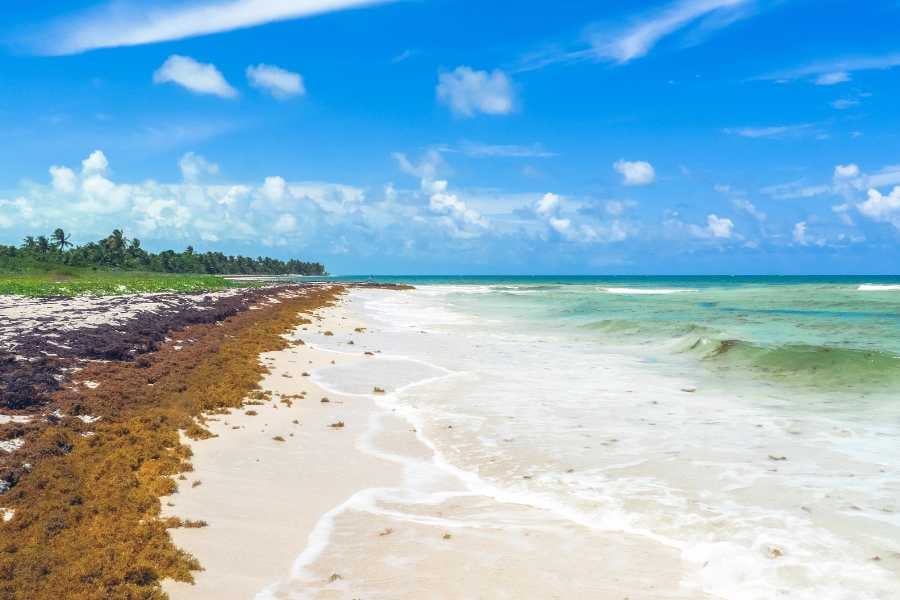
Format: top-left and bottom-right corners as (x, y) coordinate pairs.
(162, 290), (705, 600)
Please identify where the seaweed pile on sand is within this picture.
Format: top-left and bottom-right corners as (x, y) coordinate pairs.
(0, 284), (346, 598)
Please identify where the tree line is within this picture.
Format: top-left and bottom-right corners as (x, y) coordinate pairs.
(0, 229), (325, 275)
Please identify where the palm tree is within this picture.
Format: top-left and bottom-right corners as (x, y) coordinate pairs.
(104, 229), (126, 253)
(36, 236), (51, 254)
(51, 228), (72, 251)
(22, 236), (36, 251)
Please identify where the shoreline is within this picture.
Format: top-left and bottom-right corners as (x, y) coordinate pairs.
(160, 289), (704, 600)
(161, 295), (407, 598)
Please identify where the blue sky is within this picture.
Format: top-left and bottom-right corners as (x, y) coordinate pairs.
(1, 0), (899, 274)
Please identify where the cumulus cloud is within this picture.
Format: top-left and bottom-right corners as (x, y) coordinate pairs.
(792, 221), (808, 244)
(81, 150), (109, 174)
(688, 214), (734, 239)
(436, 67), (515, 117)
(857, 186), (900, 229)
(261, 176), (287, 201)
(531, 192), (628, 243)
(49, 166), (77, 193)
(613, 159), (655, 186)
(834, 163), (860, 178)
(392, 151), (487, 235)
(246, 64), (305, 99)
(179, 152), (220, 182)
(153, 55), (237, 98)
(535, 192), (560, 217)
(272, 213), (297, 233)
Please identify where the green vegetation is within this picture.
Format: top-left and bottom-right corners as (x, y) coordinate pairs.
(0, 270), (248, 297)
(2, 228), (324, 276)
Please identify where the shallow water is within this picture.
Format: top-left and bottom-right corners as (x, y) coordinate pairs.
(275, 279), (900, 599)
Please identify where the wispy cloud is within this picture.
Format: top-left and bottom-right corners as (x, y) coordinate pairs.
(759, 53), (900, 85)
(592, 0), (753, 64)
(458, 141), (556, 158)
(516, 0), (758, 71)
(722, 123), (815, 139)
(29, 0), (395, 55)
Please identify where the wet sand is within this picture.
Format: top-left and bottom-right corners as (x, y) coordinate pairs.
(162, 292), (705, 600)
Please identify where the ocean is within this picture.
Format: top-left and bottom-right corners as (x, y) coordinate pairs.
(290, 277), (900, 598)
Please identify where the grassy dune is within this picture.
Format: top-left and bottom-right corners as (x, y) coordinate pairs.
(0, 269), (251, 297)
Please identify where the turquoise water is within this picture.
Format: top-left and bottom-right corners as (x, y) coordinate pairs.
(322, 276), (900, 392)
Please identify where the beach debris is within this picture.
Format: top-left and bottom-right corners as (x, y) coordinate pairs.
(766, 546), (784, 559)
(292, 419), (299, 424)
(378, 528), (394, 536)
(347, 340), (354, 345)
(245, 410), (258, 416)
(768, 454), (788, 461)
(302, 371), (310, 376)
(2, 508), (14, 523)
(373, 386), (385, 394)
(323, 331), (334, 336)
(364, 351), (374, 356)
(442, 533), (452, 540)
(191, 480), (202, 488)
(321, 397), (330, 403)
(354, 327), (366, 333)
(329, 421), (345, 428)
(681, 386), (697, 393)
(272, 436), (285, 442)
(328, 573), (343, 583)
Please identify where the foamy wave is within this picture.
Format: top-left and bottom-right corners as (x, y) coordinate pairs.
(602, 287), (698, 295)
(858, 284), (900, 291)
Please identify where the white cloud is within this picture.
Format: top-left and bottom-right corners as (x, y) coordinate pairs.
(393, 151), (487, 235)
(816, 72), (850, 86)
(590, 0), (752, 64)
(761, 53), (900, 85)
(261, 176), (287, 201)
(531, 192), (629, 243)
(459, 141), (555, 158)
(535, 192), (560, 216)
(81, 150), (109, 174)
(613, 159), (655, 186)
(436, 67), (515, 117)
(246, 64), (305, 99)
(834, 163), (860, 179)
(424, 179), (487, 231)
(38, 0), (396, 55)
(857, 186), (900, 229)
(273, 213), (297, 233)
(830, 98), (859, 109)
(179, 152), (220, 182)
(731, 198), (766, 222)
(153, 55), (237, 98)
(49, 166), (77, 193)
(723, 123), (813, 139)
(792, 221), (808, 244)
(689, 213), (734, 239)
(392, 150), (442, 180)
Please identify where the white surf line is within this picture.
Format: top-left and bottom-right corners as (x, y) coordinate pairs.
(265, 297), (712, 597)
(308, 346), (688, 549)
